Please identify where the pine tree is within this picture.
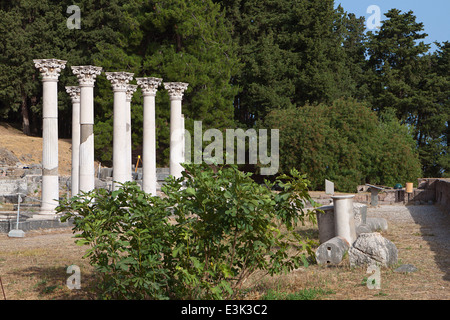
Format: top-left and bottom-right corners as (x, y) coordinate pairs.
(367, 9), (449, 177)
(0, 0), (69, 135)
(91, 0), (240, 166)
(341, 12), (370, 101)
(219, 0), (356, 127)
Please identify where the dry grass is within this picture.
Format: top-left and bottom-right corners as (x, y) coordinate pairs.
(0, 122), (73, 176)
(0, 205), (448, 300)
(240, 206), (450, 300)
(0, 228), (97, 300)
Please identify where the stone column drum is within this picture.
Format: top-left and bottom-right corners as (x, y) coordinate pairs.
(105, 72), (134, 190)
(33, 59), (67, 215)
(71, 65), (103, 193)
(163, 82), (189, 179)
(65, 86), (81, 196)
(136, 77), (162, 195)
(316, 205), (335, 244)
(126, 84), (137, 182)
(332, 195), (357, 244)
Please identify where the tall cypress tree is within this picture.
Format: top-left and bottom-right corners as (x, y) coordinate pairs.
(367, 9), (449, 177)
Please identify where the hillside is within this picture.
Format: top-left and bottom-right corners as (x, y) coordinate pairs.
(0, 122), (72, 176)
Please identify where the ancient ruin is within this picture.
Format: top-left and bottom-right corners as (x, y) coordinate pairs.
(33, 59), (67, 216)
(1, 59), (449, 275)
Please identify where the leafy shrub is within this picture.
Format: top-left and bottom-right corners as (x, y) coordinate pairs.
(264, 98), (422, 192)
(58, 163), (318, 300)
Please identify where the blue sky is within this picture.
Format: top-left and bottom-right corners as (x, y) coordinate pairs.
(335, 0), (450, 52)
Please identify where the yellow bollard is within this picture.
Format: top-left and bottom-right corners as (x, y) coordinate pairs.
(405, 182), (413, 193)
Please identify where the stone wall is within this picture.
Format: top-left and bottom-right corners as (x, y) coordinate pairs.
(435, 179), (450, 213)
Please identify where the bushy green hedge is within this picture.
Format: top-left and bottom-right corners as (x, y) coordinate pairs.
(264, 98), (422, 192)
(58, 163), (318, 300)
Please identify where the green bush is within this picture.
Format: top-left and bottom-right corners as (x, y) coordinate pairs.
(264, 98), (423, 192)
(58, 163), (318, 300)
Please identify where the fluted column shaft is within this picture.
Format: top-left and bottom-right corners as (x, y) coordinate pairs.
(126, 84), (137, 182)
(137, 77), (162, 195)
(65, 86), (81, 196)
(33, 59), (66, 215)
(164, 82), (189, 179)
(71, 65), (102, 193)
(106, 72), (134, 190)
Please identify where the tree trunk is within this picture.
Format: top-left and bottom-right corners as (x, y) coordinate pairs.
(30, 95), (40, 135)
(21, 93), (31, 136)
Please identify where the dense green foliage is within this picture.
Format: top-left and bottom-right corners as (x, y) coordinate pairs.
(265, 99), (423, 192)
(58, 163), (317, 299)
(366, 9), (450, 178)
(1, 1), (448, 187)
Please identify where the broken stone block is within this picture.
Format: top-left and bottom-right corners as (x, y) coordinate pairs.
(353, 203), (367, 225)
(355, 223), (372, 236)
(349, 232), (398, 268)
(316, 205), (335, 244)
(315, 236), (350, 265)
(366, 217), (388, 232)
(325, 179), (334, 195)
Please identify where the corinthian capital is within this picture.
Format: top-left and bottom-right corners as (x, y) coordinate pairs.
(71, 65), (103, 86)
(126, 84), (138, 101)
(65, 86), (81, 102)
(34, 59), (67, 80)
(163, 82), (189, 100)
(136, 77), (163, 96)
(105, 72), (134, 91)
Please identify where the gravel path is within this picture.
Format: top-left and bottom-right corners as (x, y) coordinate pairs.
(367, 204), (450, 283)
(367, 204), (450, 246)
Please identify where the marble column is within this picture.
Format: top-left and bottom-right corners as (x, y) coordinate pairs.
(65, 86), (81, 196)
(163, 82), (188, 179)
(105, 72), (134, 190)
(136, 77), (162, 195)
(125, 84), (137, 182)
(71, 65), (102, 193)
(33, 59), (67, 215)
(332, 195), (357, 244)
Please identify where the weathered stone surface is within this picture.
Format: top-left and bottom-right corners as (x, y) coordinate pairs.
(0, 147), (21, 166)
(349, 232), (398, 267)
(394, 264), (417, 273)
(366, 217), (388, 232)
(325, 179), (334, 195)
(316, 202), (369, 244)
(315, 236), (350, 265)
(316, 205), (335, 244)
(355, 223), (372, 236)
(353, 203), (367, 225)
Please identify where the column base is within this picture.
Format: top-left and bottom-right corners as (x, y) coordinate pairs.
(31, 213), (62, 220)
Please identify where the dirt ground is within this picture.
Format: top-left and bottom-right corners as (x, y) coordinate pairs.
(0, 122), (73, 176)
(243, 204), (450, 300)
(0, 203), (449, 300)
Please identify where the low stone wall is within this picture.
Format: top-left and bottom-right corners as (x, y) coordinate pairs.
(0, 213), (73, 233)
(435, 179), (450, 213)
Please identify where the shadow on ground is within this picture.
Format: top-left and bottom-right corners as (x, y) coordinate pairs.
(406, 205), (450, 282)
(8, 265), (97, 299)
